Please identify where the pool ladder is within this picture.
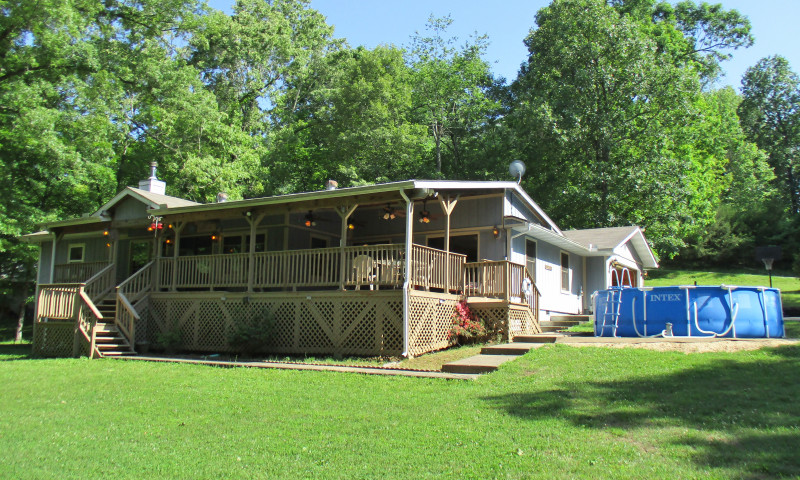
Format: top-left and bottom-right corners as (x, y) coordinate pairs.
(598, 268), (632, 337)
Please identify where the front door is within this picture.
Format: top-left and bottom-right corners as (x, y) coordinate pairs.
(129, 239), (153, 276)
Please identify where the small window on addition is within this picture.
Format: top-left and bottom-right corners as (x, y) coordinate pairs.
(560, 252), (570, 291)
(68, 244), (85, 263)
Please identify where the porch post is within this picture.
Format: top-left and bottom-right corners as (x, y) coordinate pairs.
(49, 232), (58, 283)
(336, 205), (358, 290)
(171, 222), (184, 292)
(399, 191), (414, 357)
(438, 195), (459, 292)
(246, 213), (265, 293)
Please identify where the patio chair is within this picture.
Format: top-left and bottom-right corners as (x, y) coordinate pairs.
(352, 255), (376, 290)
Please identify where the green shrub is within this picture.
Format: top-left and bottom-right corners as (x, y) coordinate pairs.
(227, 312), (275, 355)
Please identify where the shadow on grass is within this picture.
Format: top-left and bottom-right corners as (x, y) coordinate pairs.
(483, 345), (800, 479)
(0, 343), (33, 360)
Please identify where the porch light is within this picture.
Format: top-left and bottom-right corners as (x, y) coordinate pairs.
(348, 222), (355, 230)
(165, 238), (172, 245)
(492, 226), (500, 238)
(419, 202), (430, 224)
(382, 204), (396, 220)
(106, 242), (111, 248)
(103, 229), (109, 236)
(211, 232), (219, 241)
(304, 211), (317, 227)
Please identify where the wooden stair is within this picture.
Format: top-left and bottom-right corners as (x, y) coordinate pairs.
(94, 322), (136, 356)
(92, 295), (136, 357)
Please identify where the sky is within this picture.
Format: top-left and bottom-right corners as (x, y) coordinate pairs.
(206, 0), (800, 90)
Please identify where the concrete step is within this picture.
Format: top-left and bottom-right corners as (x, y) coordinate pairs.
(513, 334), (560, 343)
(481, 343), (547, 355)
(550, 315), (592, 323)
(539, 320), (582, 327)
(539, 325), (565, 333)
(441, 354), (518, 374)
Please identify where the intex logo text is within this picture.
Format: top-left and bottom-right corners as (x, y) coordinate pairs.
(649, 294), (682, 302)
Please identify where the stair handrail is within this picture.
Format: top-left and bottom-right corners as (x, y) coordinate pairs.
(115, 261), (155, 348)
(84, 263), (116, 303)
(522, 266), (540, 319)
(77, 286), (103, 358)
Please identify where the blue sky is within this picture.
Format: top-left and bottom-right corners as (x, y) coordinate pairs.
(206, 0), (800, 90)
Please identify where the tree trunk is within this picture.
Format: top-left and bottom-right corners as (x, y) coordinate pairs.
(15, 299), (26, 343)
(433, 120), (442, 173)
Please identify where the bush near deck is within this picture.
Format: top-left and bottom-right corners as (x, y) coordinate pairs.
(1, 342), (798, 479)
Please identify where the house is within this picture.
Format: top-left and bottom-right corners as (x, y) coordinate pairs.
(22, 165), (658, 358)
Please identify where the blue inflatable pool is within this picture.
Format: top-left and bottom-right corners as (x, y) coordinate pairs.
(594, 285), (784, 338)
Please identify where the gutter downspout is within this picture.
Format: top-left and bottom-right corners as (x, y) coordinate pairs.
(400, 189), (413, 357)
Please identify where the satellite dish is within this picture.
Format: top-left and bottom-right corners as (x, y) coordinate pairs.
(509, 160), (526, 184)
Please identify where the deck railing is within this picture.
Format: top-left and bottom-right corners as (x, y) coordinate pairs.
(410, 244), (466, 292)
(464, 261), (540, 308)
(35, 282), (104, 358)
(53, 261), (110, 283)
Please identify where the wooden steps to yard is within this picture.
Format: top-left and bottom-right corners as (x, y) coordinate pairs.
(94, 322), (136, 357)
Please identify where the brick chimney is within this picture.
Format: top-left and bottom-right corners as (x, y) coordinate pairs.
(139, 162), (166, 195)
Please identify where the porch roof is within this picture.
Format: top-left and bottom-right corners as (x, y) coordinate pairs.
(151, 180), (560, 231)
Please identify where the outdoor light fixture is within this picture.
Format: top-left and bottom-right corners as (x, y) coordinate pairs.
(382, 204), (396, 220)
(348, 222), (355, 230)
(148, 215), (164, 234)
(106, 242), (112, 248)
(211, 232), (219, 241)
(304, 210), (317, 227)
(165, 238), (172, 245)
(418, 201), (431, 224)
(492, 226), (500, 238)
(103, 229), (109, 236)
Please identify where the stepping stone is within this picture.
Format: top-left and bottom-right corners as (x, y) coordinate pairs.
(481, 343), (547, 355)
(441, 354), (518, 374)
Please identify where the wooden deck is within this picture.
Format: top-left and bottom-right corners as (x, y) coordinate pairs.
(36, 244), (540, 358)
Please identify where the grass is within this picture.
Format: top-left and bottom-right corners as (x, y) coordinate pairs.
(646, 268), (800, 309)
(2, 343), (799, 479)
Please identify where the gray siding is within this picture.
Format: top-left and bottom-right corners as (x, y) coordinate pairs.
(39, 241), (53, 283)
(114, 197), (148, 221)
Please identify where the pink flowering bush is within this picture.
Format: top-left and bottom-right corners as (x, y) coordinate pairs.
(449, 299), (487, 345)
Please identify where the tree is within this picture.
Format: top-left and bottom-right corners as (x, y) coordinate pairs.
(408, 16), (500, 175)
(612, 0), (753, 82)
(738, 55), (800, 216)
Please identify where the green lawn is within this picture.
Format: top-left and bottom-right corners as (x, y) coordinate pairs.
(647, 268), (800, 309)
(2, 343), (799, 479)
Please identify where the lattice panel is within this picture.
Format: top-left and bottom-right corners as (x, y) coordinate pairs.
(32, 322), (75, 357)
(508, 304), (541, 336)
(470, 305), (510, 341)
(407, 293), (459, 357)
(146, 293), (404, 356)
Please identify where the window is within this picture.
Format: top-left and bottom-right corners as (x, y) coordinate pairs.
(68, 244), (85, 263)
(560, 252), (570, 291)
(525, 240), (536, 282)
(224, 235), (246, 254)
(179, 236), (213, 256)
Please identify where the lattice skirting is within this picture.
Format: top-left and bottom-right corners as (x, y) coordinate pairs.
(32, 322), (76, 357)
(468, 302), (541, 340)
(143, 291), (404, 356)
(407, 292), (460, 357)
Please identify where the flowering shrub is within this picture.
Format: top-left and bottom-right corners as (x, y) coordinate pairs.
(449, 299), (487, 344)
